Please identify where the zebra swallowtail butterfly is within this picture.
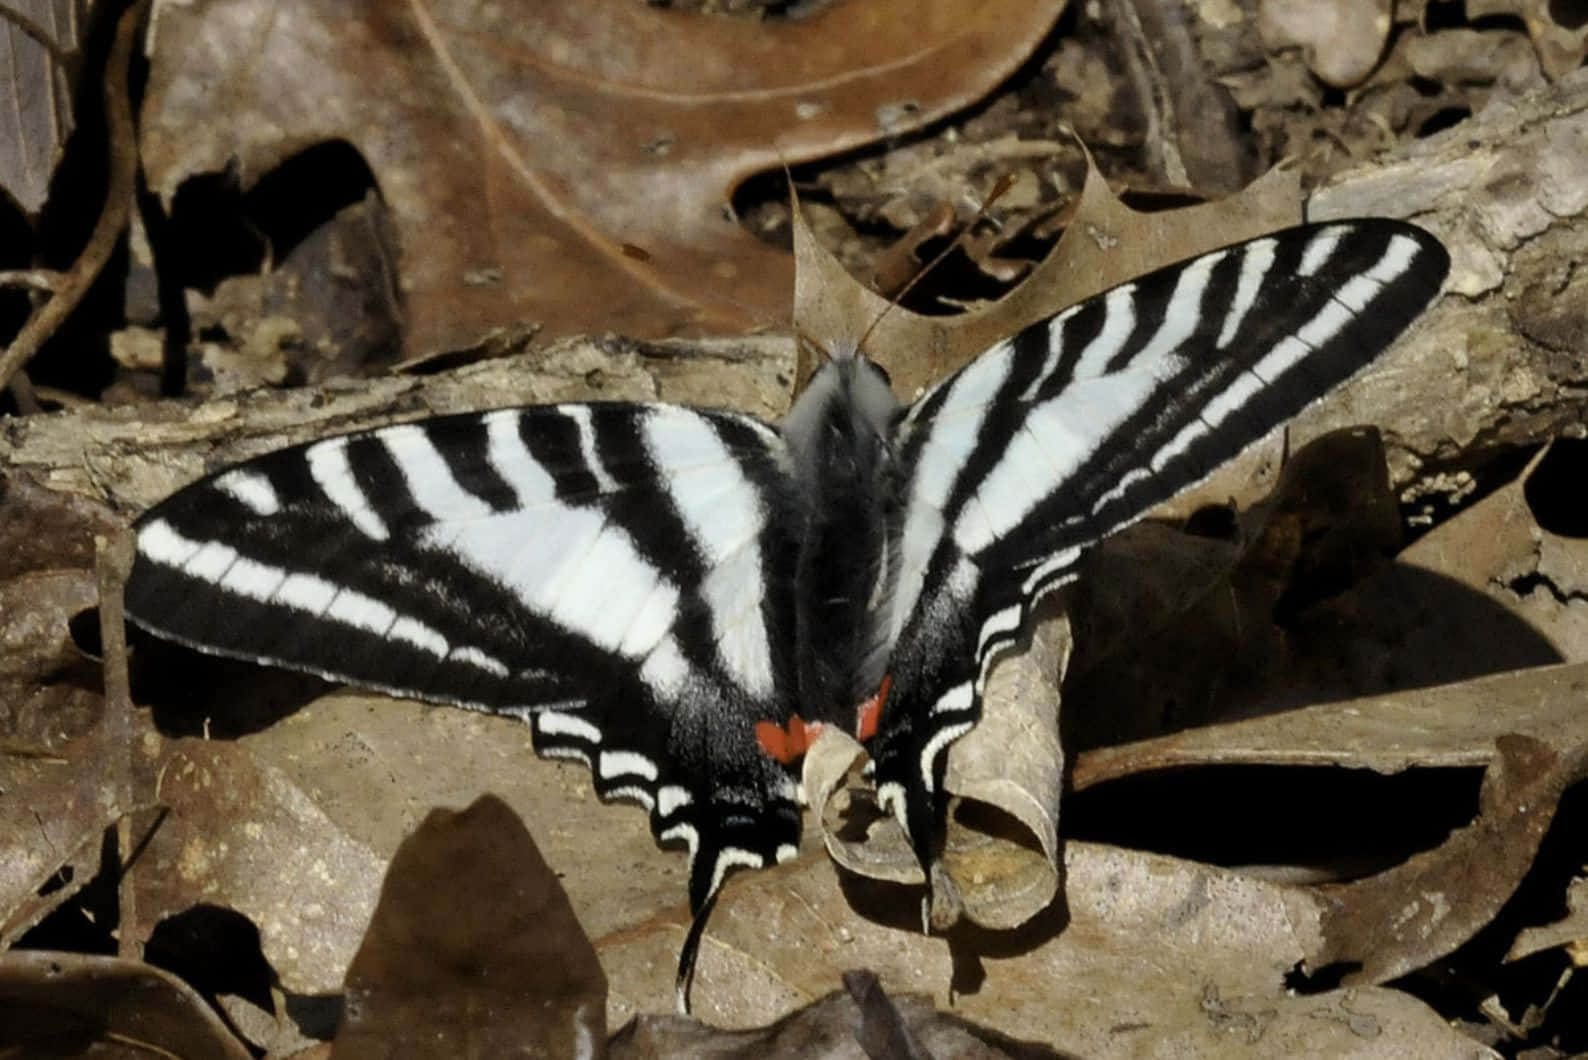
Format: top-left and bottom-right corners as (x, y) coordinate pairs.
(125, 220), (1448, 1007)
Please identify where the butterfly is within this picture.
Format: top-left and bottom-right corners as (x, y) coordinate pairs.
(124, 220), (1449, 1008)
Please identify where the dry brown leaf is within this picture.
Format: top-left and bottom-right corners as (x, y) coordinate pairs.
(334, 795), (605, 1058)
(123, 680), (1530, 1055)
(0, 950), (252, 1060)
(619, 830), (1495, 1056)
(140, 0), (1067, 361)
(1507, 874), (1588, 964)
(0, 569), (96, 684)
(0, 470), (123, 579)
(1308, 731), (1588, 986)
(1064, 426), (1410, 748)
(1065, 661), (1588, 1000)
(0, 470), (139, 946)
(610, 973), (1012, 1059)
(1073, 659), (1588, 789)
(0, 706), (128, 946)
(134, 736), (390, 994)
(795, 149), (1303, 398)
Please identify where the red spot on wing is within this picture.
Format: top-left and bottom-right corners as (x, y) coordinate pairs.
(756, 715), (823, 765)
(855, 673), (891, 742)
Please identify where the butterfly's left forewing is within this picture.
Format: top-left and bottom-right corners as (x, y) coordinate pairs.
(127, 402), (807, 993)
(872, 221), (1450, 860)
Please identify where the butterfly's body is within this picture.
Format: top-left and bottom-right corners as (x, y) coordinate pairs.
(125, 221), (1450, 1005)
(784, 348), (902, 726)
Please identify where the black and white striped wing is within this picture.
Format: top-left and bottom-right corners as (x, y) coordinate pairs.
(126, 403), (806, 963)
(870, 221), (1450, 857)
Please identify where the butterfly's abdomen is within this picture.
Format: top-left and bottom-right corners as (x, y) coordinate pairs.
(783, 356), (903, 726)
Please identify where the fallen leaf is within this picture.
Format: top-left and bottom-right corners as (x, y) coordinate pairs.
(0, 950), (252, 1060)
(140, 0), (1068, 361)
(1307, 732), (1588, 986)
(1064, 426), (1412, 748)
(1072, 660), (1588, 789)
(0, 709), (127, 947)
(135, 737), (389, 994)
(1399, 443), (1588, 661)
(610, 972), (1012, 1059)
(1507, 874), (1588, 964)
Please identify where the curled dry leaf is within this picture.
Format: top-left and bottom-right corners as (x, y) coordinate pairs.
(139, 0), (1067, 361)
(804, 611), (1067, 935)
(334, 795), (605, 1059)
(0, 951), (252, 1060)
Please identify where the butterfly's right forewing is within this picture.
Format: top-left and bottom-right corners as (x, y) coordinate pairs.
(871, 221), (1450, 861)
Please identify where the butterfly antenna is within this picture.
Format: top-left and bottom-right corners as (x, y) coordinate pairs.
(854, 172), (1017, 356)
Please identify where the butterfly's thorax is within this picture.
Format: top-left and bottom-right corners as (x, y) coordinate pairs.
(781, 352), (903, 726)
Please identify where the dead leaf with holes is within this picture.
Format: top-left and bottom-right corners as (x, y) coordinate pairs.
(794, 147), (1303, 397)
(1398, 444), (1588, 660)
(139, 0), (1068, 365)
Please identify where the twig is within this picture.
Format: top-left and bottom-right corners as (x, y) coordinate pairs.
(1102, 0), (1189, 189)
(0, 268), (65, 292)
(0, 0), (148, 392)
(7, 370), (41, 414)
(95, 530), (139, 960)
(0, 4), (76, 70)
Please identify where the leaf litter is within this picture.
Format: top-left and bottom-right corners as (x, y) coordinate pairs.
(137, 0), (1068, 365)
(4, 0), (1588, 1056)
